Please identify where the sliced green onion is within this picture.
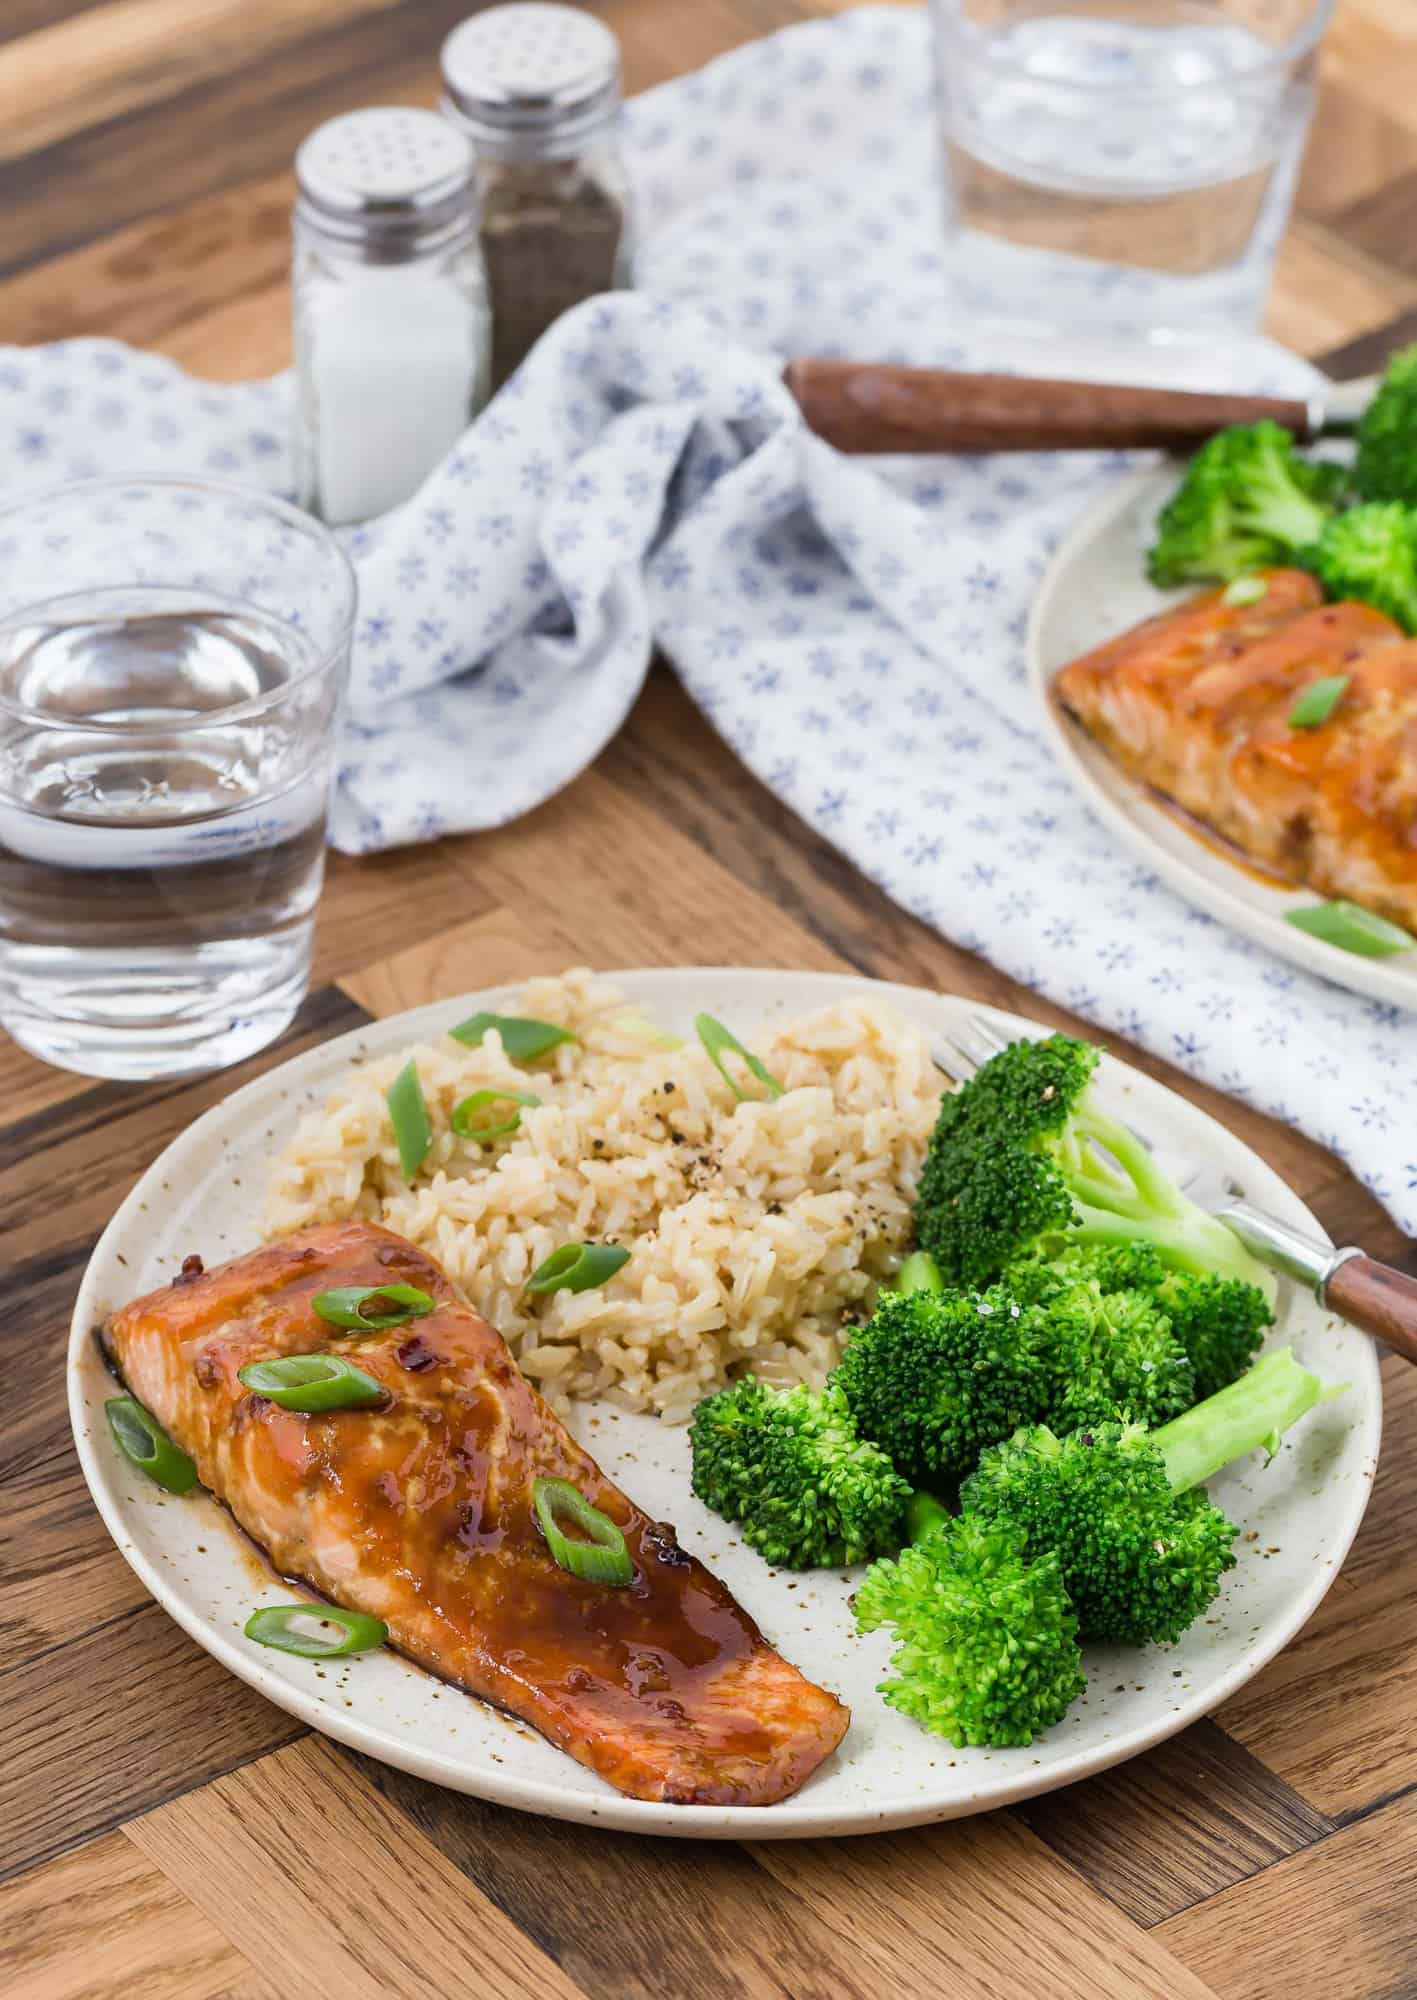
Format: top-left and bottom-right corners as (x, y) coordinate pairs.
(532, 1476), (634, 1586)
(448, 1011), (576, 1063)
(237, 1354), (384, 1412)
(526, 1243), (630, 1295)
(602, 1011), (684, 1052)
(451, 1086), (540, 1143)
(244, 1603), (387, 1658)
(1289, 674), (1350, 729)
(694, 1013), (783, 1101)
(105, 1395), (198, 1494)
(312, 1282), (435, 1330)
(1222, 575), (1268, 607)
(1285, 899), (1416, 958)
(387, 1059), (432, 1180)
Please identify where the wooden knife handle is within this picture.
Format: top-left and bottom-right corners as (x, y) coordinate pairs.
(783, 359), (1316, 455)
(1325, 1255), (1417, 1367)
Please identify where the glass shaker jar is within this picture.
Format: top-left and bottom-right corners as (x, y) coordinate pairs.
(440, 4), (632, 390)
(293, 108), (491, 526)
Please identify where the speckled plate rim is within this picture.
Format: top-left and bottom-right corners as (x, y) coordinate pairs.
(68, 969), (1381, 1839)
(1027, 462), (1417, 1010)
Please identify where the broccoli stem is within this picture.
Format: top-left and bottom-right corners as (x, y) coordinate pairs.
(898, 1250), (944, 1296)
(1150, 1348), (1344, 1494)
(1074, 1092), (1186, 1218)
(905, 1491), (949, 1541)
(1068, 1199), (1276, 1293)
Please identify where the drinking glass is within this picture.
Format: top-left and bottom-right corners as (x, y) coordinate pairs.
(0, 477), (356, 1080)
(929, 0), (1334, 342)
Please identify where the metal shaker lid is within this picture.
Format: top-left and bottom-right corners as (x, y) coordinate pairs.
(295, 108), (477, 251)
(440, 4), (623, 160)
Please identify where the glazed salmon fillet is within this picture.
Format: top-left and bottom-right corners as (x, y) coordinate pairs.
(102, 1220), (849, 1806)
(1055, 571), (1417, 927)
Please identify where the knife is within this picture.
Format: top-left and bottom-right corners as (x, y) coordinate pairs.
(783, 359), (1378, 456)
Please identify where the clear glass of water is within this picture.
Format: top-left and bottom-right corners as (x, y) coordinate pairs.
(930, 0), (1333, 341)
(0, 477), (356, 1081)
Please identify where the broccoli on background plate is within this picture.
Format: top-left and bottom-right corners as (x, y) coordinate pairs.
(1354, 342), (1417, 507)
(1146, 420), (1342, 588)
(1302, 500), (1417, 634)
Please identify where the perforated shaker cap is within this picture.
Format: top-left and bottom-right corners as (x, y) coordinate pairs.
(440, 4), (623, 160)
(295, 108), (477, 254)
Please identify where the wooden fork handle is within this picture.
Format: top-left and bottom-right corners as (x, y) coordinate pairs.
(782, 360), (1317, 455)
(1324, 1255), (1417, 1367)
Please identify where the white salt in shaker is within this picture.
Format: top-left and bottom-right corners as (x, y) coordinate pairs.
(293, 108), (490, 526)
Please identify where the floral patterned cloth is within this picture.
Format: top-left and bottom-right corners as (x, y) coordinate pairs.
(4, 7), (1413, 1235)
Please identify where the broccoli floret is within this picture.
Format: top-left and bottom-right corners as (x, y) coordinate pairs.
(854, 1507), (1085, 1748)
(688, 1376), (912, 1568)
(1147, 422), (1342, 587)
(832, 1281), (1046, 1489)
(961, 1347), (1342, 1644)
(915, 1034), (1277, 1300)
(1011, 1240), (1270, 1407)
(1303, 501), (1417, 632)
(1151, 1266), (1272, 1402)
(1004, 1248), (1195, 1431)
(1355, 344), (1417, 505)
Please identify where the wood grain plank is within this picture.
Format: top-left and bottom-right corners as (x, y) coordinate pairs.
(0, 0), (400, 164)
(750, 1814), (1219, 2000)
(0, 5), (454, 275)
(1014, 1718), (1334, 1926)
(1264, 214), (1417, 357)
(0, 985), (367, 1272)
(127, 1737), (587, 2000)
(1155, 1792), (1417, 2000)
(353, 1748), (991, 2000)
(338, 901), (594, 1018)
(0, 1829), (254, 2000)
(0, 1241), (149, 1672)
(432, 765), (846, 978)
(1315, 0), (1417, 138)
(1336, 165), (1417, 282)
(1298, 79), (1417, 221)
(1214, 1351), (1417, 1816)
(0, 1602), (305, 1883)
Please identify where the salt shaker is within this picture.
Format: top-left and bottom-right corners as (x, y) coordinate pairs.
(440, 4), (632, 390)
(293, 108), (491, 526)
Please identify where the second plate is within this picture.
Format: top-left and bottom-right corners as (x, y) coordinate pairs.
(1028, 463), (1417, 1010)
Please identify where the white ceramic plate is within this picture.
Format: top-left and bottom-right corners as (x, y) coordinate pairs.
(1029, 464), (1417, 1009)
(69, 968), (1380, 1839)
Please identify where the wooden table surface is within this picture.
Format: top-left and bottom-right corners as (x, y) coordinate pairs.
(6, 3), (1417, 1996)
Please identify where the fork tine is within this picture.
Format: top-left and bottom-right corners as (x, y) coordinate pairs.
(931, 1031), (982, 1084)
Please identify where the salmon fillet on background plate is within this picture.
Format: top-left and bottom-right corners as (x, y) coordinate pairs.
(1054, 568), (1417, 931)
(100, 1219), (849, 1807)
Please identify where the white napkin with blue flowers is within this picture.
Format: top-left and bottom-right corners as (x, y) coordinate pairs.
(3, 5), (1414, 1239)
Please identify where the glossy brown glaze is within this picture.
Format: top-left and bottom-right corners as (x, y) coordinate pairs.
(1056, 575), (1417, 931)
(103, 1220), (849, 1806)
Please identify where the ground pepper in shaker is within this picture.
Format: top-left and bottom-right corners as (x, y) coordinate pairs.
(293, 108), (490, 526)
(440, 4), (631, 391)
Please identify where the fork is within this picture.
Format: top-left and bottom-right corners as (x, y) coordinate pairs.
(934, 1016), (1417, 1368)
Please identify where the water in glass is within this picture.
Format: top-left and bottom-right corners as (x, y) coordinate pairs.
(0, 588), (332, 1079)
(932, 0), (1331, 340)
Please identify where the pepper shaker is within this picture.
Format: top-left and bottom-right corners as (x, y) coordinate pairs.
(440, 3), (632, 390)
(292, 108), (491, 526)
